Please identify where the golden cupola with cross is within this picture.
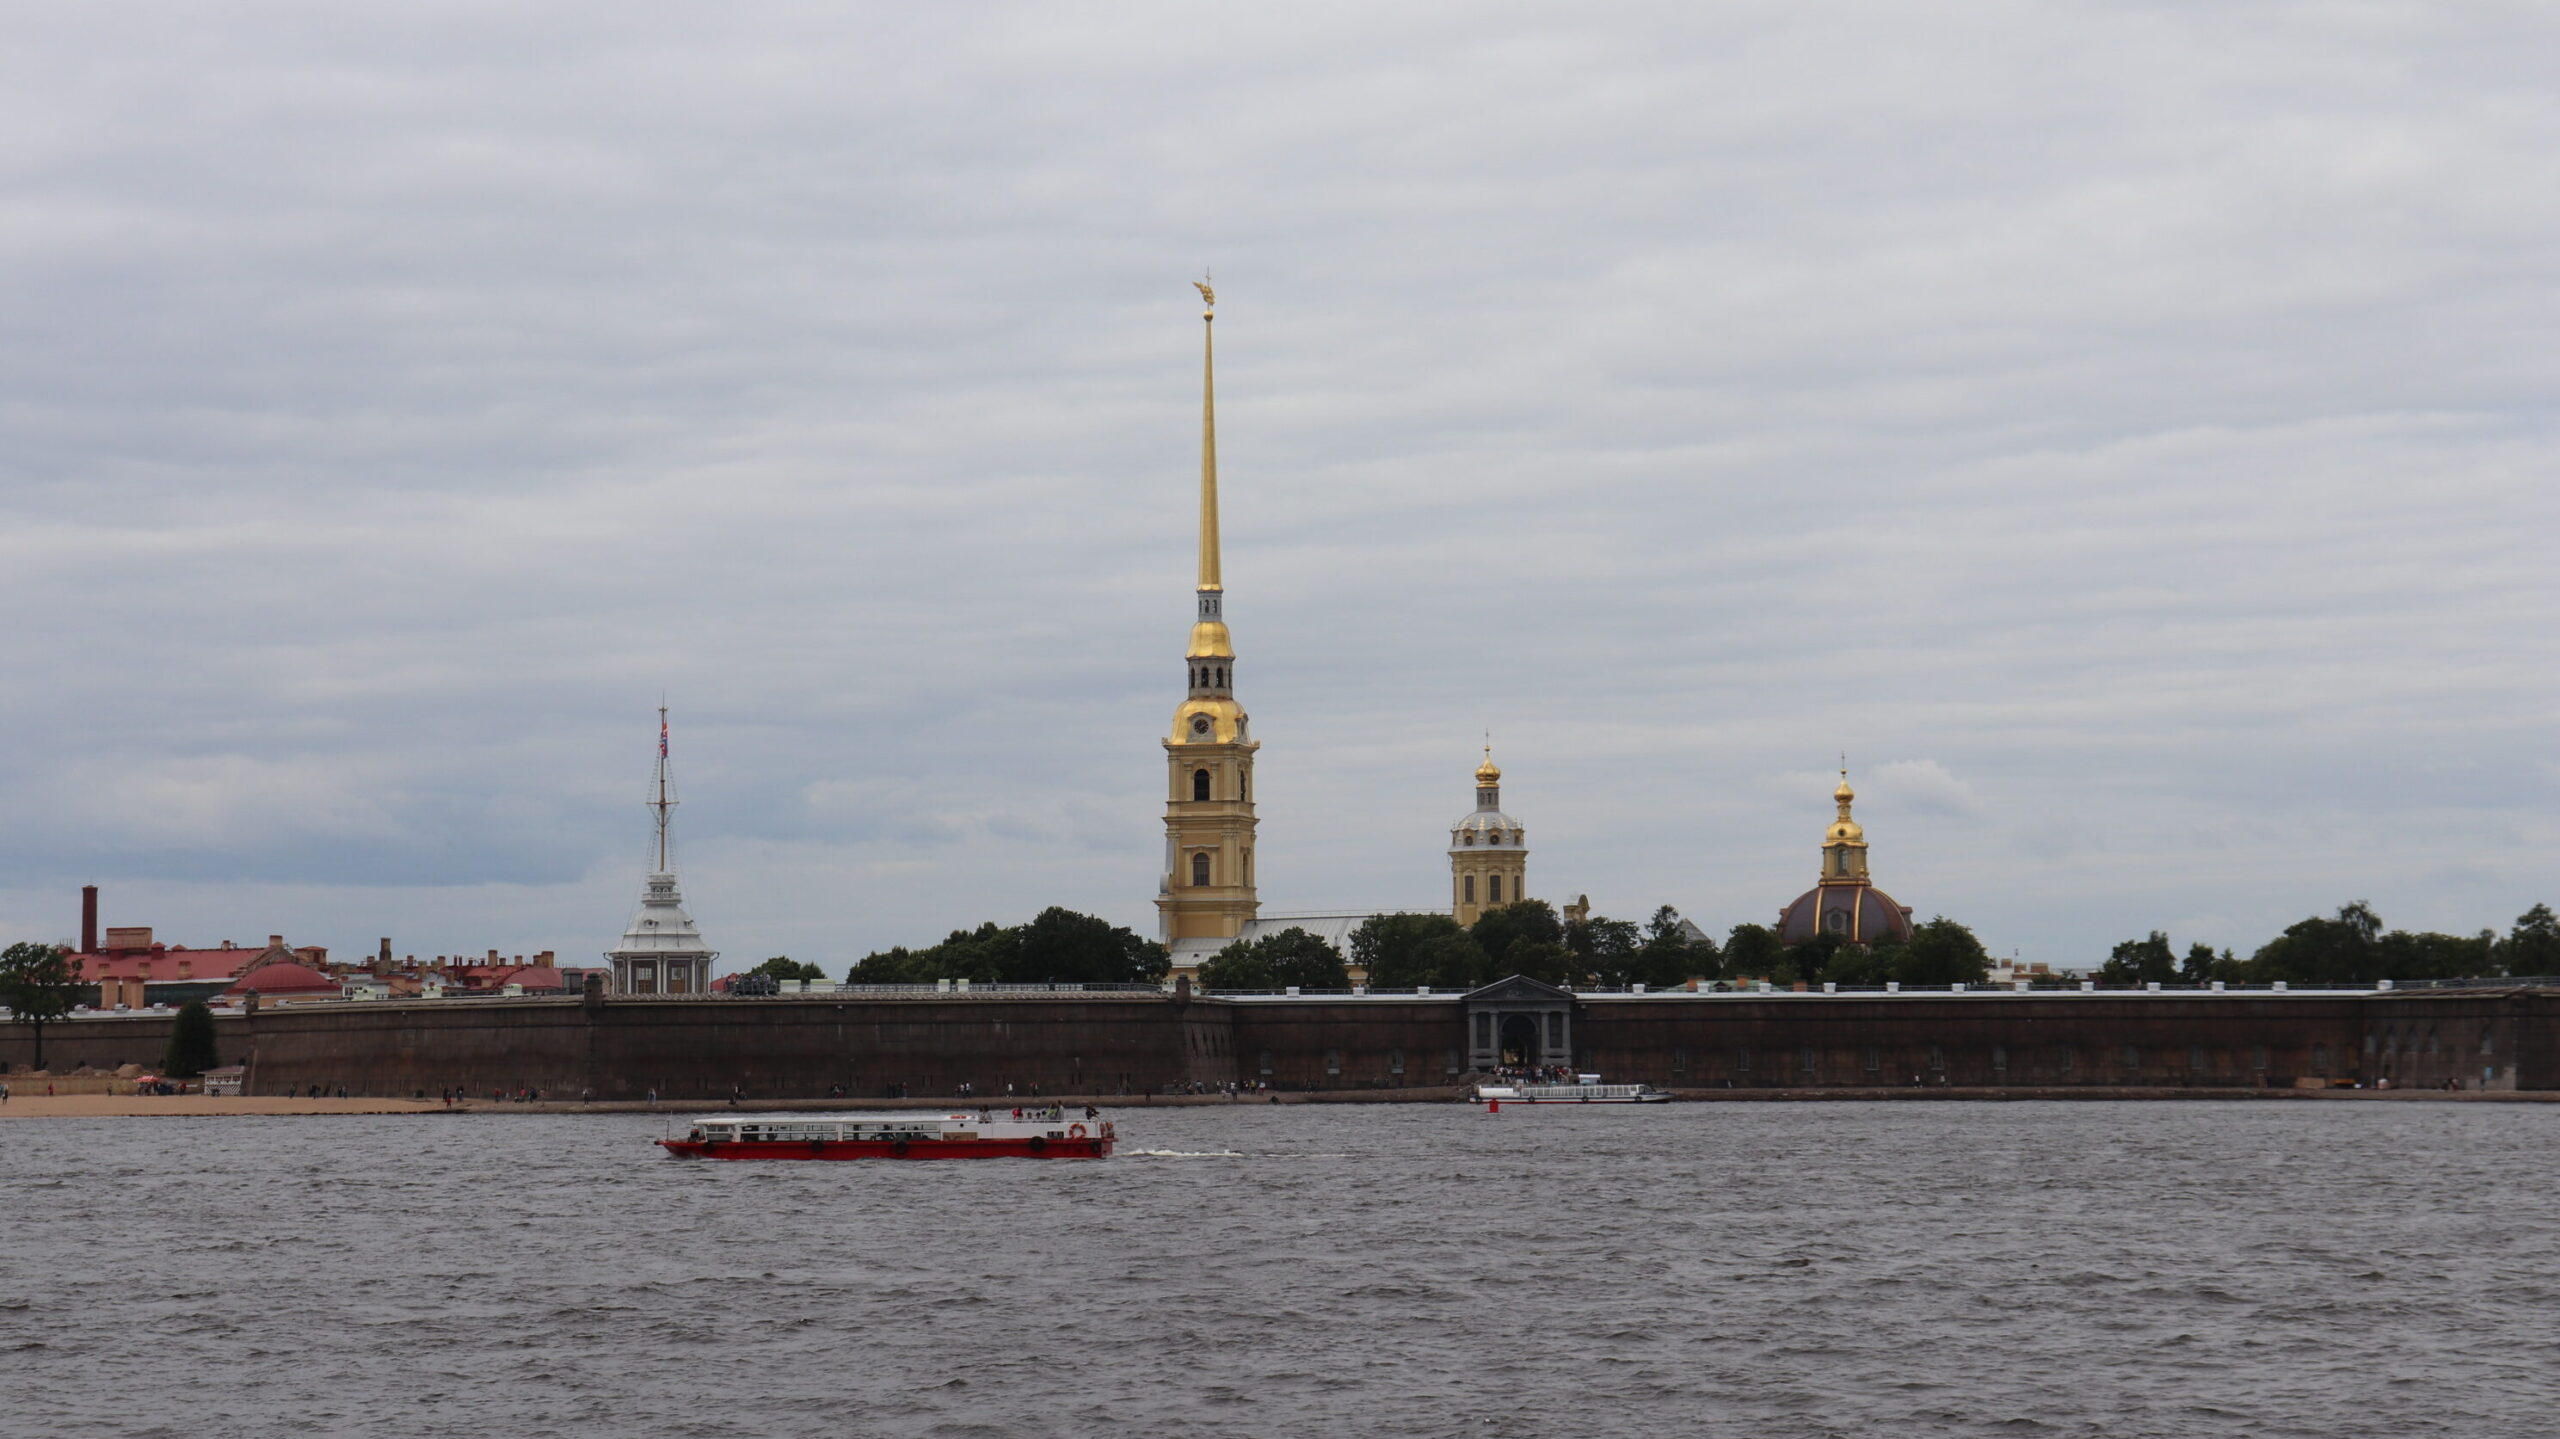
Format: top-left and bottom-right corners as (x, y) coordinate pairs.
(1158, 279), (1261, 949)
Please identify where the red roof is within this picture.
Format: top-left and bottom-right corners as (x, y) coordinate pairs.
(227, 962), (341, 994)
(477, 965), (565, 991)
(72, 947), (264, 984)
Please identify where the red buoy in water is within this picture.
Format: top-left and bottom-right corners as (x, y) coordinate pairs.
(1487, 1098), (1500, 1113)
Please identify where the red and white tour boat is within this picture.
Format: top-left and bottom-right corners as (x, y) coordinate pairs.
(658, 1109), (1115, 1160)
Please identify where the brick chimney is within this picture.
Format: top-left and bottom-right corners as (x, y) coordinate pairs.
(81, 884), (98, 955)
(375, 938), (391, 978)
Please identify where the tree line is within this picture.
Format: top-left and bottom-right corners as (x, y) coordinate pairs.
(842, 907), (1170, 986)
(1200, 899), (1997, 991)
(2100, 902), (2558, 987)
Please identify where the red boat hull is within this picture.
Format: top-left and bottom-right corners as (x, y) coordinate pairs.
(657, 1137), (1112, 1160)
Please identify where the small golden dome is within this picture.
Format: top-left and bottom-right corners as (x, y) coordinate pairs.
(1186, 620), (1234, 659)
(1476, 757), (1502, 783)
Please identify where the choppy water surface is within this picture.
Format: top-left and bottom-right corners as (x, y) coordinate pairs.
(6, 1102), (2559, 1438)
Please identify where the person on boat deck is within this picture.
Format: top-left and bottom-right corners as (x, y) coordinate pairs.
(1084, 1105), (1100, 1120)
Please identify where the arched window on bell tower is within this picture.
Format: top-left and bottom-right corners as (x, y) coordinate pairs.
(1192, 852), (1211, 887)
(1193, 768), (1211, 801)
(1490, 874), (1503, 904)
(1464, 874), (1476, 905)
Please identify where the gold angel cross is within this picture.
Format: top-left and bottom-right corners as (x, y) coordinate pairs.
(1194, 278), (1215, 308)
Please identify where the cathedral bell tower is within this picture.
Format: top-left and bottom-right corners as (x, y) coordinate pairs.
(1158, 280), (1261, 946)
(1450, 746), (1528, 926)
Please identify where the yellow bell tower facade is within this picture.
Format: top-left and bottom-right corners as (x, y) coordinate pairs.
(1158, 281), (1261, 946)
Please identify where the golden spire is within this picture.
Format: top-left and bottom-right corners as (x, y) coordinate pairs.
(1195, 276), (1220, 594)
(1183, 277), (1234, 664)
(1476, 736), (1501, 784)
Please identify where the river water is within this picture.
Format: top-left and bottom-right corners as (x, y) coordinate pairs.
(4, 1101), (2557, 1438)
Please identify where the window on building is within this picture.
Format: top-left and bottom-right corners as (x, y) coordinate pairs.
(1390, 1049), (1405, 1076)
(1862, 1047), (1880, 1074)
(1547, 1014), (1564, 1050)
(1475, 1013), (1492, 1049)
(1445, 1050), (1461, 1075)
(1191, 853), (1210, 887)
(1800, 1046), (1816, 1074)
(1928, 1046), (1946, 1073)
(1991, 1044), (2007, 1073)
(1464, 875), (1476, 905)
(2187, 1045), (2205, 1073)
(2252, 1045), (2269, 1072)
(1258, 1049), (1273, 1077)
(2312, 1043), (2330, 1074)
(1192, 769), (1211, 801)
(2121, 1046), (2140, 1071)
(1325, 1049), (1342, 1077)
(2058, 1045), (2075, 1075)
(1735, 1048), (1751, 1073)
(2481, 1033), (2496, 1055)
(1672, 1047), (1690, 1077)
(1489, 875), (1503, 904)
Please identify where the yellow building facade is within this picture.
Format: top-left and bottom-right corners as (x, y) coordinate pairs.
(1157, 282), (1262, 950)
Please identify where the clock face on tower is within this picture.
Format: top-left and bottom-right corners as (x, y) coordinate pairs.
(1191, 716), (1211, 737)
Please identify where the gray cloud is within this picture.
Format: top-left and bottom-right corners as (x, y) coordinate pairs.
(2, 3), (2553, 971)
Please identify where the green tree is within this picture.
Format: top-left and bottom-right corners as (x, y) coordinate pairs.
(845, 945), (930, 984)
(2250, 902), (2385, 985)
(1351, 913), (1470, 989)
(1722, 923), (1782, 984)
(1410, 931), (1491, 990)
(160, 1000), (219, 1078)
(841, 910), (1165, 987)
(0, 941), (79, 1071)
(2376, 928), (2495, 981)
(2100, 931), (2179, 986)
(1779, 933), (1844, 987)
(1010, 907), (1168, 985)
(1563, 915), (1635, 985)
(2496, 903), (2560, 976)
(1828, 940), (1895, 987)
(1199, 927), (1349, 991)
(750, 955), (828, 983)
(1896, 917), (1993, 987)
(1470, 900), (1564, 971)
(1627, 906), (1713, 988)
(1496, 937), (1577, 988)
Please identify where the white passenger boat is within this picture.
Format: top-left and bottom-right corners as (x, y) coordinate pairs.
(1472, 1078), (1672, 1105)
(659, 1109), (1114, 1160)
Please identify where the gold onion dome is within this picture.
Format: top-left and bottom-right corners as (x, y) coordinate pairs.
(1476, 755), (1502, 784)
(1827, 769), (1865, 844)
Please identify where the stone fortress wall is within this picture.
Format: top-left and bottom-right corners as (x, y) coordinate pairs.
(7, 986), (2550, 1098)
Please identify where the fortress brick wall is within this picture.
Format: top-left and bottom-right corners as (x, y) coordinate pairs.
(5, 988), (2552, 1096)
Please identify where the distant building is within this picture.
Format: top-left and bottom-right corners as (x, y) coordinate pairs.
(1775, 769), (1915, 946)
(607, 707), (717, 995)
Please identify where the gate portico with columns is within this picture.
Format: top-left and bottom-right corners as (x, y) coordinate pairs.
(1464, 976), (1576, 1071)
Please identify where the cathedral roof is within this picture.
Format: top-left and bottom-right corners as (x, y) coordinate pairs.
(1777, 884), (1915, 947)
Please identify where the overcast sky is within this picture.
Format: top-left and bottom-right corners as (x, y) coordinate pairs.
(3, 3), (2552, 973)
